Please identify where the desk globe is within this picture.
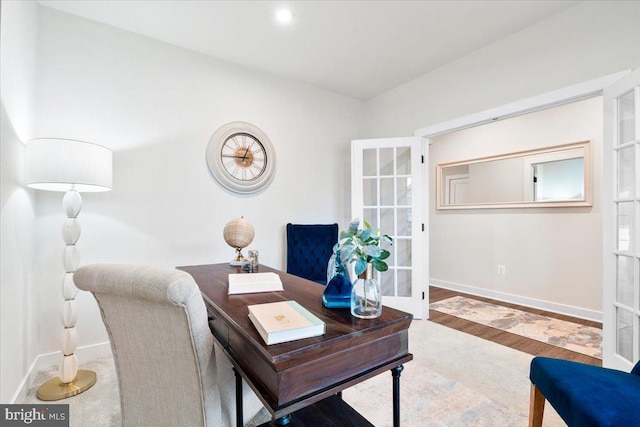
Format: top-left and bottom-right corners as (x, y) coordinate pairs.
(223, 217), (255, 266)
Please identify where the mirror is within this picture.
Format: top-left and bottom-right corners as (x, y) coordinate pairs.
(436, 141), (591, 209)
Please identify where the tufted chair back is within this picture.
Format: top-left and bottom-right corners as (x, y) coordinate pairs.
(74, 264), (264, 427)
(286, 223), (338, 284)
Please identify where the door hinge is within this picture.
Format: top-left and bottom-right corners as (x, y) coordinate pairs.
(422, 291), (425, 300)
(421, 155), (425, 164)
(533, 176), (538, 183)
(422, 223), (425, 232)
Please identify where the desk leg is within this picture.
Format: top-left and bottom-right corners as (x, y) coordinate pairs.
(275, 414), (291, 425)
(234, 368), (243, 427)
(392, 365), (404, 427)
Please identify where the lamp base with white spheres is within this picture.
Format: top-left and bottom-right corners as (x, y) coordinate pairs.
(37, 189), (97, 400)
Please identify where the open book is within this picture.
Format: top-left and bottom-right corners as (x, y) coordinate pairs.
(248, 301), (325, 345)
(228, 272), (284, 295)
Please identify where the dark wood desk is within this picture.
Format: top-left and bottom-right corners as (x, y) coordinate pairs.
(178, 263), (413, 426)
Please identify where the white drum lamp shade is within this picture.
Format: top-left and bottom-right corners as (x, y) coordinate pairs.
(26, 138), (112, 192)
(26, 138), (112, 401)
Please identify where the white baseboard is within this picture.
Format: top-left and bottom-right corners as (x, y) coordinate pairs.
(11, 341), (112, 404)
(430, 279), (602, 323)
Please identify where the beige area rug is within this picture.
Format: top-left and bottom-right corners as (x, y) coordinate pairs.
(21, 357), (270, 427)
(430, 296), (602, 359)
(22, 357), (122, 426)
(344, 320), (564, 427)
(22, 321), (566, 426)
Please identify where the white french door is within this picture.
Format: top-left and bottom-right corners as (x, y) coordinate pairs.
(604, 67), (640, 370)
(351, 137), (428, 319)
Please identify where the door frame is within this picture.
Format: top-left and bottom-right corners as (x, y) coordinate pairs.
(413, 70), (629, 321)
(414, 71), (629, 139)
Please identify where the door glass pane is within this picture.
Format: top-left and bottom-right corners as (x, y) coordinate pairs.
(616, 307), (634, 362)
(397, 147), (411, 175)
(363, 149), (377, 176)
(619, 90), (635, 145)
(385, 249), (395, 267)
(381, 271), (394, 296)
(617, 202), (634, 252)
(363, 178), (377, 206)
(380, 233), (393, 253)
(396, 208), (411, 236)
(617, 146), (634, 198)
(380, 208), (394, 237)
(397, 269), (411, 297)
(380, 178), (394, 206)
(380, 148), (394, 175)
(396, 238), (411, 267)
(363, 208), (377, 229)
(616, 255), (634, 306)
(397, 177), (412, 205)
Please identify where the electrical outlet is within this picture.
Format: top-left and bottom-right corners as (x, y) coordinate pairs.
(497, 265), (506, 275)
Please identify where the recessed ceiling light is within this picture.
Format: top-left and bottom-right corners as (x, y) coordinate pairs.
(275, 8), (294, 24)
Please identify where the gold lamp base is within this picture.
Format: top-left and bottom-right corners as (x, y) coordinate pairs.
(37, 369), (97, 401)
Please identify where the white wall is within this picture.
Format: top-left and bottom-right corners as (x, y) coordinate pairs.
(430, 97), (602, 313)
(364, 1), (640, 138)
(32, 7), (364, 354)
(0, 0), (38, 402)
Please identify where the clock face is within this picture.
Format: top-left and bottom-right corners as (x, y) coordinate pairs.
(206, 122), (276, 194)
(220, 133), (267, 182)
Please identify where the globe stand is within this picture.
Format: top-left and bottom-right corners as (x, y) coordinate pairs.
(230, 247), (247, 266)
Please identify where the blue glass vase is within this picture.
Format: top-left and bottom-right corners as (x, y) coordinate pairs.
(322, 250), (352, 308)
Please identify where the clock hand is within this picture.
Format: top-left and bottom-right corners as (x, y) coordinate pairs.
(221, 155), (246, 159)
(242, 141), (254, 161)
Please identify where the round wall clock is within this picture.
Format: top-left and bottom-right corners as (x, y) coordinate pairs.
(206, 121), (276, 194)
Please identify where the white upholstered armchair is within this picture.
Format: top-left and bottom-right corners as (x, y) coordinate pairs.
(74, 264), (266, 427)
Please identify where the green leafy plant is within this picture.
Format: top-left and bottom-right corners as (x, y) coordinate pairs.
(337, 219), (392, 276)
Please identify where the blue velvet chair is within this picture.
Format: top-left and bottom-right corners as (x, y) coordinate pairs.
(529, 356), (640, 427)
(286, 223), (338, 285)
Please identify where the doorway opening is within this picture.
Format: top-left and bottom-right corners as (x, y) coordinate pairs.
(414, 72), (627, 322)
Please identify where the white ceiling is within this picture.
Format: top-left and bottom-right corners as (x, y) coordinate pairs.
(38, 0), (580, 101)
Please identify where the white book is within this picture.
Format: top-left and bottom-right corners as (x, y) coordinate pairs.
(248, 301), (325, 345)
(228, 272), (284, 295)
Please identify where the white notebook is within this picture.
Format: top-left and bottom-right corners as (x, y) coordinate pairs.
(228, 272), (284, 295)
(248, 301), (325, 345)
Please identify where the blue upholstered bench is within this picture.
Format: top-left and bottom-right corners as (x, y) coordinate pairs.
(529, 356), (640, 427)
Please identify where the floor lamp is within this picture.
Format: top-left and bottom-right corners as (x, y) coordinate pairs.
(26, 138), (113, 401)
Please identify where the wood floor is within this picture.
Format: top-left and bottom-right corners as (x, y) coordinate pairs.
(429, 286), (602, 366)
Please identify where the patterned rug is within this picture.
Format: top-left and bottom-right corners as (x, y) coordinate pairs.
(24, 321), (568, 426)
(430, 296), (602, 359)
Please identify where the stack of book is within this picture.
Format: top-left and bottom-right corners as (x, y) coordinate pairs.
(247, 301), (325, 345)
